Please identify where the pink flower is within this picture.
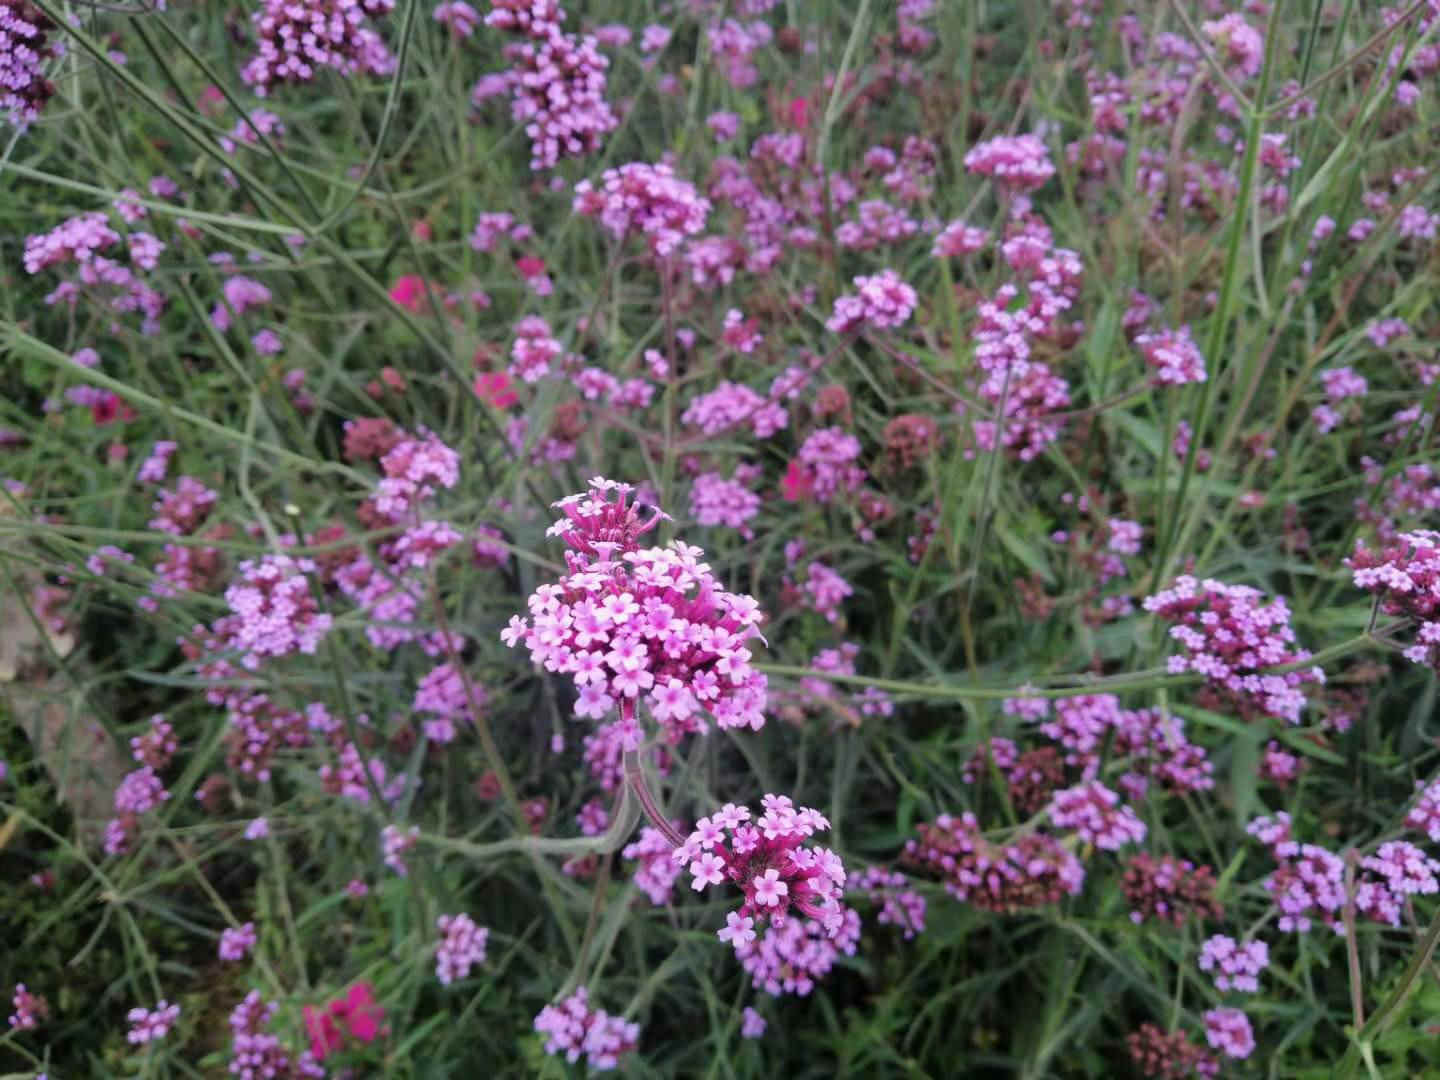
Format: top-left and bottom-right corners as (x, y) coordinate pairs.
(388, 274), (428, 313)
(303, 981), (385, 1061)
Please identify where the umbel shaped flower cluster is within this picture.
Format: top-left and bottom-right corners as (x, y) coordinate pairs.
(502, 478), (768, 741)
(1349, 530), (1440, 669)
(1144, 576), (1323, 723)
(240, 0), (395, 96)
(1, 0), (62, 130)
(903, 812), (1084, 913)
(675, 796), (850, 943)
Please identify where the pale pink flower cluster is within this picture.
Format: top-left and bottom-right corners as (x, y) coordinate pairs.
(933, 218), (988, 257)
(501, 478), (769, 739)
(682, 380), (788, 439)
(573, 162), (710, 257)
(1143, 576), (1323, 723)
(826, 268), (918, 334)
(1135, 325), (1207, 386)
(963, 134), (1055, 192)
(675, 795), (852, 955)
(435, 913), (489, 985)
(1348, 531), (1440, 669)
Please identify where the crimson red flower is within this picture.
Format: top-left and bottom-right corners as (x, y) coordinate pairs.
(473, 370), (519, 409)
(388, 274), (428, 314)
(91, 392), (136, 426)
(780, 459), (814, 502)
(303, 981), (385, 1061)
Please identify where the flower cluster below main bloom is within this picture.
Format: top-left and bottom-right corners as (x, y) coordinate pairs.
(674, 795), (850, 942)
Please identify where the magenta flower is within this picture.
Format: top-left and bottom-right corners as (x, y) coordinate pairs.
(219, 922), (258, 963)
(963, 133), (1055, 192)
(533, 986), (639, 1071)
(675, 795), (851, 946)
(574, 162), (710, 257)
(241, 0), (395, 96)
(1198, 935), (1268, 993)
(503, 478), (768, 741)
(1202, 1007), (1255, 1059)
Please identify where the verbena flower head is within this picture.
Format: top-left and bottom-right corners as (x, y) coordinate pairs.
(219, 922), (258, 962)
(674, 795), (850, 945)
(903, 813), (1084, 912)
(1122, 854), (1222, 926)
(1144, 576), (1323, 723)
(241, 0), (396, 96)
(963, 133), (1055, 192)
(533, 986), (639, 1071)
(1048, 781), (1147, 851)
(8, 984), (48, 1030)
(1349, 531), (1440, 669)
(1202, 1007), (1254, 1059)
(127, 1000), (180, 1044)
(1136, 325), (1207, 386)
(435, 913), (489, 985)
(503, 478), (769, 739)
(1127, 1023), (1218, 1079)
(1197, 935), (1269, 993)
(825, 268), (918, 334)
(1, 0), (61, 130)
(573, 162), (710, 257)
(216, 554), (333, 670)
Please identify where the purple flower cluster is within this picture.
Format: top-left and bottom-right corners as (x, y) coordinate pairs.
(130, 714), (178, 769)
(1349, 531), (1440, 669)
(486, 1), (617, 170)
(1356, 841), (1440, 926)
(127, 1000), (180, 1044)
(138, 440), (178, 485)
(412, 662), (485, 743)
(903, 812), (1085, 913)
(502, 478), (769, 740)
(381, 823), (418, 876)
(573, 162), (710, 257)
(1048, 781), (1147, 850)
(963, 134), (1056, 193)
(676, 796), (851, 947)
(1406, 777), (1440, 842)
(689, 470), (761, 538)
(1135, 325), (1207, 386)
(1122, 854), (1222, 926)
(1246, 813), (1345, 933)
(847, 866), (927, 939)
(23, 212), (120, 274)
(229, 991), (322, 1079)
(1, 0), (62, 129)
(825, 268), (918, 334)
(215, 554), (333, 671)
(1144, 576), (1323, 723)
(733, 906), (862, 997)
(1198, 935), (1269, 992)
(533, 986), (639, 1071)
(8, 984), (48, 1030)
(622, 824), (685, 905)
(933, 217), (988, 257)
(682, 380), (789, 439)
(435, 913), (489, 985)
(219, 922), (258, 962)
(105, 765), (172, 856)
(793, 427), (865, 503)
(240, 0), (395, 96)
(372, 430), (460, 521)
(1202, 1007), (1254, 1060)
